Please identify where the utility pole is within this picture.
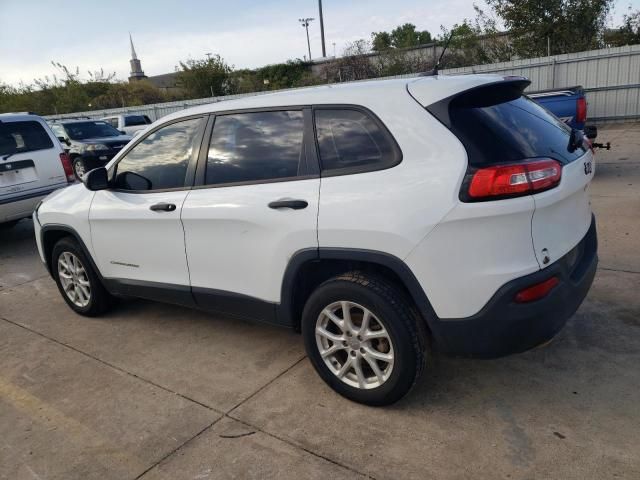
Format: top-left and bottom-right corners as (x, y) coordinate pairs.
(318, 0), (326, 58)
(299, 17), (314, 61)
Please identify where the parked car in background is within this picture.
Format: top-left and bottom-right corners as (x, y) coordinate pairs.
(49, 119), (132, 180)
(0, 113), (74, 227)
(101, 114), (152, 135)
(34, 75), (597, 405)
(529, 86), (589, 131)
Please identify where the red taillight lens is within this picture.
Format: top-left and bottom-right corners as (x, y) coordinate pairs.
(576, 97), (587, 124)
(467, 159), (562, 201)
(515, 277), (559, 303)
(59, 152), (75, 183)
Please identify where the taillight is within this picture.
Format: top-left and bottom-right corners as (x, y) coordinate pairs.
(464, 159), (562, 201)
(515, 277), (559, 303)
(576, 97), (587, 124)
(59, 152), (75, 183)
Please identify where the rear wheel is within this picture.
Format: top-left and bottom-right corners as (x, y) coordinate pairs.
(52, 237), (113, 316)
(302, 272), (428, 406)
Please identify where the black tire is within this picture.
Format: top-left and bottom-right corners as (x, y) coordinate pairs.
(51, 236), (113, 316)
(302, 271), (428, 406)
(72, 157), (86, 180)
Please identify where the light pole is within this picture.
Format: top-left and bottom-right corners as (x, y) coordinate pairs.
(299, 17), (314, 61)
(318, 0), (326, 58)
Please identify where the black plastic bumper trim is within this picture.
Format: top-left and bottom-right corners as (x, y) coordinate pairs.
(430, 215), (598, 358)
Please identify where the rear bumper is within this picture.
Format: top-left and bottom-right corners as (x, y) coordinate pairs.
(431, 215), (598, 358)
(1, 185), (66, 223)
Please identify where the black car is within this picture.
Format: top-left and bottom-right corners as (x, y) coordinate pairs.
(50, 119), (132, 179)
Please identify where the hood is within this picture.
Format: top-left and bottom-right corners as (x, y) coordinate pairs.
(74, 135), (132, 145)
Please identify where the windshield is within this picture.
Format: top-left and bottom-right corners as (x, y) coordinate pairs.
(124, 115), (151, 126)
(63, 121), (121, 140)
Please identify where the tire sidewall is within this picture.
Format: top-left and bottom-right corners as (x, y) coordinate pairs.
(52, 238), (99, 315)
(302, 279), (420, 405)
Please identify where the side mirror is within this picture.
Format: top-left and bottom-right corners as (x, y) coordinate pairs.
(83, 167), (109, 191)
(119, 130), (127, 135)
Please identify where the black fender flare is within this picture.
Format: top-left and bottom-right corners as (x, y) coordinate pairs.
(278, 248), (442, 338)
(40, 224), (105, 284)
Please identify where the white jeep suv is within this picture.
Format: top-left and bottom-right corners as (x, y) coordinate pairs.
(34, 75), (598, 405)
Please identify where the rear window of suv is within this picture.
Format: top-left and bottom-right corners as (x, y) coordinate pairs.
(437, 84), (587, 167)
(0, 121), (53, 156)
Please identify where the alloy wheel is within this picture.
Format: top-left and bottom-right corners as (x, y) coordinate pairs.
(57, 252), (91, 307)
(74, 160), (85, 179)
(315, 300), (395, 389)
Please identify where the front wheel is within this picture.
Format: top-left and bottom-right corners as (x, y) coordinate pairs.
(302, 272), (428, 406)
(52, 237), (113, 316)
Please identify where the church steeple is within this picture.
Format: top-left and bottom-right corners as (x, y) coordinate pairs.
(130, 33), (138, 60)
(128, 34), (147, 82)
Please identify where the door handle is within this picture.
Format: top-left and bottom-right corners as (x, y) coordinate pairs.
(268, 199), (308, 210)
(150, 203), (176, 212)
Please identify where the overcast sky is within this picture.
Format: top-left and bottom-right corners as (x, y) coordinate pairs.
(1, 0), (639, 86)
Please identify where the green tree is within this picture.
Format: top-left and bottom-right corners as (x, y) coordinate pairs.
(176, 54), (233, 98)
(371, 31), (392, 51)
(485, 0), (614, 57)
(390, 23), (432, 48)
(371, 23), (432, 51)
(606, 8), (640, 46)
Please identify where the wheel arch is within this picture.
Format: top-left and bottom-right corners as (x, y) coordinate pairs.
(279, 248), (440, 336)
(41, 224), (104, 282)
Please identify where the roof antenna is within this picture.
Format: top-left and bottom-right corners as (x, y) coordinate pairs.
(421, 30), (454, 76)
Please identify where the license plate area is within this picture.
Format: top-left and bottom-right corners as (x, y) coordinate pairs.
(0, 159), (37, 189)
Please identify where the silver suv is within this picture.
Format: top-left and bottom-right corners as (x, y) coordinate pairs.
(1, 113), (74, 227)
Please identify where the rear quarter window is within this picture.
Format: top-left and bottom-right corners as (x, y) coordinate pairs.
(0, 121), (54, 156)
(314, 108), (401, 175)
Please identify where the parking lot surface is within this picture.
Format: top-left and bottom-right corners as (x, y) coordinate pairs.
(1, 124), (639, 479)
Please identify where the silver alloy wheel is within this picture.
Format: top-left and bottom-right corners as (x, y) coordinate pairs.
(74, 159), (85, 179)
(315, 301), (394, 390)
(57, 252), (91, 308)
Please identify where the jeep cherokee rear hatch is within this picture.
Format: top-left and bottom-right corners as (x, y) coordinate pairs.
(409, 77), (594, 269)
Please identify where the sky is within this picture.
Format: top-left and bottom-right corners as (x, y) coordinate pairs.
(1, 0), (639, 86)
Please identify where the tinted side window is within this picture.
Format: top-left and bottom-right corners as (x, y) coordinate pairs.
(0, 121), (54, 156)
(205, 111), (304, 185)
(314, 109), (398, 173)
(114, 117), (203, 191)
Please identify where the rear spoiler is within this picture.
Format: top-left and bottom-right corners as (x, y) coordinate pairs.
(426, 78), (531, 129)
